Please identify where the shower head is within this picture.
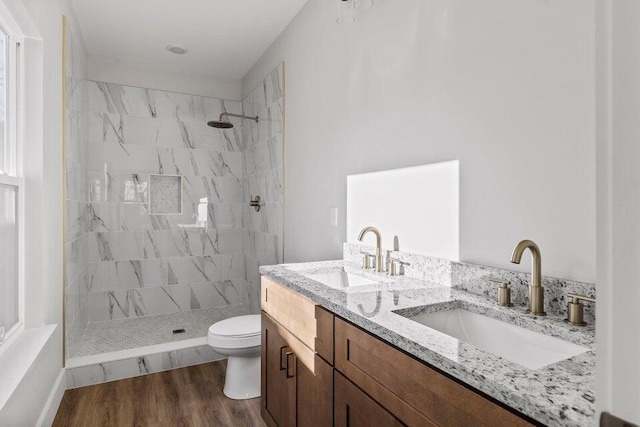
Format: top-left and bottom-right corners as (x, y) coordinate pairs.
(207, 120), (234, 129)
(207, 112), (259, 129)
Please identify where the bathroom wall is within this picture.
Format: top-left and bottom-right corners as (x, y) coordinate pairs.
(64, 15), (90, 355)
(80, 82), (251, 334)
(595, 0), (640, 422)
(242, 0), (596, 283)
(347, 161), (460, 260)
(86, 54), (242, 100)
(241, 64), (284, 310)
(2, 1), (83, 424)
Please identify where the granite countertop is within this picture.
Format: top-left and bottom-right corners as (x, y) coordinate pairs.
(260, 260), (595, 427)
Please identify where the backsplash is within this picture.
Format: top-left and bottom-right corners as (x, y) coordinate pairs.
(450, 262), (596, 324)
(343, 241), (452, 285)
(344, 242), (595, 323)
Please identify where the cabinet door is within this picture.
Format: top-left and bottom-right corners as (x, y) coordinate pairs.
(262, 311), (334, 427)
(262, 313), (296, 427)
(296, 354), (333, 427)
(334, 372), (404, 427)
(335, 317), (533, 427)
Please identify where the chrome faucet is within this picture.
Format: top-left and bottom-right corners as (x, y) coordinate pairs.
(510, 239), (546, 316)
(358, 226), (384, 272)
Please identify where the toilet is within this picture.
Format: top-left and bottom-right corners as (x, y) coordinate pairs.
(208, 314), (261, 400)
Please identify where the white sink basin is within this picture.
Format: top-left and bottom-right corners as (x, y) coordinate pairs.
(405, 308), (589, 370)
(303, 271), (378, 288)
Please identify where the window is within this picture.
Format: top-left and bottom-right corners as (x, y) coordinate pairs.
(0, 24), (23, 345)
(0, 29), (9, 173)
(0, 184), (17, 340)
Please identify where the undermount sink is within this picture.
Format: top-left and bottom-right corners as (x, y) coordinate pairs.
(402, 308), (589, 370)
(303, 271), (378, 289)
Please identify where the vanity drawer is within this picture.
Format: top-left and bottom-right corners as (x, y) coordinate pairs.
(262, 277), (317, 349)
(334, 317), (535, 427)
(261, 277), (334, 362)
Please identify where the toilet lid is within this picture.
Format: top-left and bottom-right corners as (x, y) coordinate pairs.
(209, 314), (261, 338)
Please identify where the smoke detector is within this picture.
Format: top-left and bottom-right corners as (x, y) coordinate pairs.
(166, 44), (188, 55)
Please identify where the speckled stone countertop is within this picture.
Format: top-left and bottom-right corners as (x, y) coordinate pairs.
(260, 260), (595, 427)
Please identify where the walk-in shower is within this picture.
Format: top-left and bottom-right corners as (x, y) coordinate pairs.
(62, 19), (284, 387)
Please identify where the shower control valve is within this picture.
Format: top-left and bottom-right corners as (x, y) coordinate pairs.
(249, 195), (264, 212)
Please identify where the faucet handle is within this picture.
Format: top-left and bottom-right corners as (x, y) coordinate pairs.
(387, 256), (410, 266)
(387, 255), (410, 276)
(359, 251), (375, 269)
(567, 293), (596, 304)
(488, 278), (513, 307)
(488, 277), (511, 288)
(565, 293), (595, 326)
(387, 259), (400, 276)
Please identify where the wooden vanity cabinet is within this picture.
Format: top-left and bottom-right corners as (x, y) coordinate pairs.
(261, 278), (334, 427)
(261, 277), (536, 427)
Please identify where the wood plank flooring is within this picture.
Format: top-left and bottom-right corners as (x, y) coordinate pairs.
(54, 360), (266, 427)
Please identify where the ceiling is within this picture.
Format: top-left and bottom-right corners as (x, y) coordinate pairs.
(70, 0), (309, 79)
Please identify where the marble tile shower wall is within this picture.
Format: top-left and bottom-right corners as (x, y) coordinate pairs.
(64, 62), (285, 357)
(64, 22), (90, 355)
(241, 64), (284, 311)
(80, 82), (252, 338)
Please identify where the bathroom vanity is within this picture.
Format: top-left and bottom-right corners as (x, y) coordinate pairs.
(259, 254), (595, 427)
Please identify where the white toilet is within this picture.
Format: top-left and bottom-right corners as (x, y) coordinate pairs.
(208, 314), (261, 400)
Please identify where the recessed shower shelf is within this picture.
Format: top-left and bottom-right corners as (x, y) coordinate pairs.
(149, 174), (182, 215)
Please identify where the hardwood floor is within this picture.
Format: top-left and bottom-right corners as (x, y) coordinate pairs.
(54, 360), (266, 427)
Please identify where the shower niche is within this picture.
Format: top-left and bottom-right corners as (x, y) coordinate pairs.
(149, 175), (182, 215)
(62, 17), (284, 386)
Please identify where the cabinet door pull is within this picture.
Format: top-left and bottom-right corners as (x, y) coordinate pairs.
(286, 352), (296, 378)
(279, 346), (288, 370)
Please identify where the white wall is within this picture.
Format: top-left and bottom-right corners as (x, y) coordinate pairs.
(242, 0), (596, 283)
(87, 54), (242, 100)
(0, 0), (87, 423)
(596, 0), (640, 423)
(1, 329), (62, 426)
(347, 161), (459, 260)
(21, 0), (85, 329)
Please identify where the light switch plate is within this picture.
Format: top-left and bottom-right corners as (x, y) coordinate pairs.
(330, 207), (338, 227)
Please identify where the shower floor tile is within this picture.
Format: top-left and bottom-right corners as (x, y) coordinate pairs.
(69, 304), (252, 358)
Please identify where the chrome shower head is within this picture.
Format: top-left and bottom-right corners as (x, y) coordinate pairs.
(206, 112), (259, 129)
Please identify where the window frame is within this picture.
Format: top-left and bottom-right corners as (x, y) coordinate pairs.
(0, 14), (26, 349)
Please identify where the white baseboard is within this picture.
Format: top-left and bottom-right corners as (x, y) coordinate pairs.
(37, 368), (65, 427)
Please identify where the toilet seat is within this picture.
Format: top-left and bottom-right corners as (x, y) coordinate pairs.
(208, 315), (261, 349)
